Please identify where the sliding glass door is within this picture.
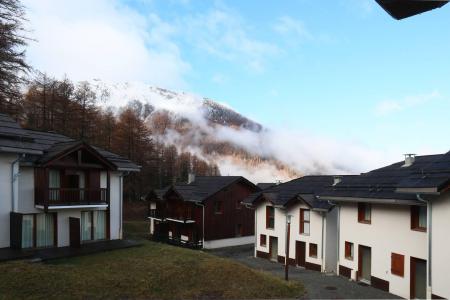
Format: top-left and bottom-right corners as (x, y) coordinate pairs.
(81, 211), (106, 242)
(21, 213), (55, 249)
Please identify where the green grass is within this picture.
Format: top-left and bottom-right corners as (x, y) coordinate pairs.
(123, 220), (150, 240)
(0, 223), (304, 300)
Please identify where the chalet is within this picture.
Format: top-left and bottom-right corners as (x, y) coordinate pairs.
(243, 176), (343, 273)
(0, 113), (140, 250)
(320, 153), (450, 299)
(147, 175), (259, 249)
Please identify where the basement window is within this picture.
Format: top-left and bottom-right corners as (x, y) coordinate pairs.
(309, 243), (318, 258)
(411, 206), (427, 232)
(345, 241), (354, 260)
(358, 203), (371, 224)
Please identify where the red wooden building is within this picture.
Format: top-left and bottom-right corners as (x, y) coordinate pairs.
(147, 175), (259, 249)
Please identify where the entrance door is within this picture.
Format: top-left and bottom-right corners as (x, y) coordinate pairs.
(269, 237), (278, 261)
(411, 257), (427, 299)
(296, 241), (306, 267)
(358, 245), (372, 283)
(69, 217), (81, 248)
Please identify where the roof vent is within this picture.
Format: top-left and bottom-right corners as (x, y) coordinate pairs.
(187, 172), (196, 184)
(332, 176), (342, 186)
(402, 154), (416, 167)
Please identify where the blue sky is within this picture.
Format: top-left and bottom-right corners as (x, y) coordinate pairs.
(24, 0), (450, 158)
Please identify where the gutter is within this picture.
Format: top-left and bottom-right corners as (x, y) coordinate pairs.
(321, 211), (325, 272)
(119, 171), (130, 239)
(11, 154), (25, 212)
(194, 202), (205, 248)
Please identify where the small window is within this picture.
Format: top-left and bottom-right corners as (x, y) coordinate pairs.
(345, 241), (354, 260)
(214, 201), (223, 214)
(411, 206), (427, 232)
(309, 243), (318, 258)
(391, 253), (404, 277)
(266, 206), (275, 229)
(300, 209), (310, 235)
(358, 203), (371, 224)
(260, 234), (267, 247)
(235, 224), (243, 237)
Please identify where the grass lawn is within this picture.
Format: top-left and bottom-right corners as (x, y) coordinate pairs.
(0, 222), (304, 300)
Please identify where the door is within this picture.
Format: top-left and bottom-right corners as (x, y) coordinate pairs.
(411, 257), (427, 299)
(358, 245), (372, 283)
(69, 217), (81, 248)
(269, 236), (278, 261)
(296, 241), (306, 267)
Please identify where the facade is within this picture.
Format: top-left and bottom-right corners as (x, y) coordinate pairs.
(321, 153), (450, 299)
(243, 176), (341, 273)
(148, 176), (259, 249)
(0, 114), (139, 250)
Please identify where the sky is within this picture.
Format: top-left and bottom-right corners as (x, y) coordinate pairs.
(22, 0), (450, 165)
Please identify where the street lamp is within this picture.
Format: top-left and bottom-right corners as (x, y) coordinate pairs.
(285, 214), (292, 281)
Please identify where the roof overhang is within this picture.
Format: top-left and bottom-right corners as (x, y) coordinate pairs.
(319, 196), (422, 205)
(117, 167), (141, 172)
(395, 187), (440, 194)
(0, 146), (43, 155)
(36, 204), (108, 210)
(376, 0), (449, 20)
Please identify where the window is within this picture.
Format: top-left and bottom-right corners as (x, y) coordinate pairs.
(81, 211), (107, 241)
(309, 243), (318, 258)
(345, 241), (354, 260)
(214, 201), (223, 214)
(266, 206), (275, 229)
(260, 234), (267, 247)
(358, 203), (371, 224)
(21, 213), (55, 249)
(411, 206), (427, 232)
(391, 253), (404, 277)
(235, 224), (243, 237)
(300, 209), (310, 235)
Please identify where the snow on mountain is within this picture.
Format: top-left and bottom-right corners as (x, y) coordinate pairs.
(90, 80), (388, 183)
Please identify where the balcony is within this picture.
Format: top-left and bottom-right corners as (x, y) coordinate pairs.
(35, 188), (109, 210)
(148, 209), (195, 224)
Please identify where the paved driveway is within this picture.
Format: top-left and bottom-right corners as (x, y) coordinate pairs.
(209, 245), (400, 299)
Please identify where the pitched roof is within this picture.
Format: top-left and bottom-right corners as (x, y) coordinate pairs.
(320, 152), (450, 203)
(0, 113), (140, 171)
(152, 176), (259, 203)
(244, 176), (340, 210)
(257, 183), (277, 190)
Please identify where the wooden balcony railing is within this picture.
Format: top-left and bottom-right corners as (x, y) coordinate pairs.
(35, 188), (108, 208)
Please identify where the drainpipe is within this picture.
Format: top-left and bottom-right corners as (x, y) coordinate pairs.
(244, 204), (257, 257)
(417, 194), (432, 297)
(321, 211), (325, 272)
(336, 205), (340, 274)
(11, 154), (24, 212)
(195, 202), (205, 248)
(119, 171), (130, 239)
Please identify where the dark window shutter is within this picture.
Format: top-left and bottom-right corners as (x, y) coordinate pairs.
(391, 253), (404, 277)
(358, 203), (364, 222)
(300, 209), (304, 233)
(266, 207), (269, 229)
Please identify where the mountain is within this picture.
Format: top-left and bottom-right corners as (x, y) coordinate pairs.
(90, 81), (300, 183)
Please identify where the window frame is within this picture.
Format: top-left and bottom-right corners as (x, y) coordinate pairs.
(358, 203), (371, 224)
(21, 213), (57, 249)
(345, 241), (354, 260)
(300, 208), (310, 235)
(214, 200), (224, 215)
(411, 205), (427, 232)
(309, 243), (318, 258)
(266, 206), (275, 229)
(391, 252), (405, 277)
(260, 234), (267, 247)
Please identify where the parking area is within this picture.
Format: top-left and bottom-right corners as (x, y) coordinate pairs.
(209, 245), (400, 299)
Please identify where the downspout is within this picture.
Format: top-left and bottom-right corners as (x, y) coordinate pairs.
(336, 205), (340, 274)
(119, 171), (130, 239)
(244, 204), (256, 257)
(195, 202), (205, 248)
(11, 154), (24, 212)
(321, 211), (325, 272)
(417, 194), (432, 295)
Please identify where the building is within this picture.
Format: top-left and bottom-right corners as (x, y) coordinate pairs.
(320, 153), (450, 299)
(147, 175), (259, 249)
(0, 113), (140, 250)
(243, 176), (343, 273)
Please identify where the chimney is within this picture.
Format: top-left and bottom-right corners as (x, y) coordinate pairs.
(402, 154), (416, 167)
(188, 173), (196, 184)
(333, 176), (342, 186)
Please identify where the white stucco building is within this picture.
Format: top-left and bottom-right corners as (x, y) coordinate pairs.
(0, 114), (139, 250)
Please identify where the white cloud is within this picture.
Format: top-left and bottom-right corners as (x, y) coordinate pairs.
(374, 91), (441, 116)
(273, 16), (312, 41)
(23, 0), (190, 89)
(182, 6), (279, 72)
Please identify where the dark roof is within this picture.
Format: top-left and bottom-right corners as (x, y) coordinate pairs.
(244, 176), (340, 210)
(257, 183), (277, 190)
(376, 0), (449, 20)
(152, 176), (259, 203)
(0, 113), (140, 171)
(320, 152), (450, 203)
